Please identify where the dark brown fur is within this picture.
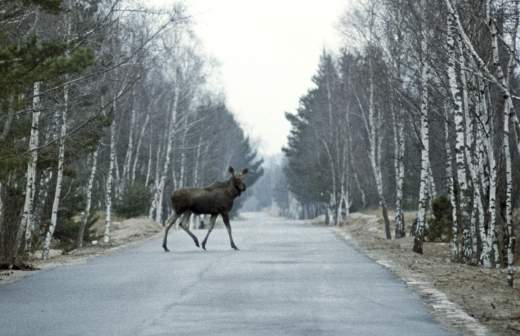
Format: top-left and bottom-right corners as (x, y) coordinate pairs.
(162, 167), (248, 252)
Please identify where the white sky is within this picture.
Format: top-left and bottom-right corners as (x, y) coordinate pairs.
(145, 0), (349, 156)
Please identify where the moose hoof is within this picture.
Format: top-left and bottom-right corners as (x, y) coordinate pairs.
(231, 245), (239, 251)
(194, 240), (200, 248)
(163, 245), (170, 252)
(201, 242), (207, 251)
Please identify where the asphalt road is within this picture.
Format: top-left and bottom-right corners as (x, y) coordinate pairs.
(0, 213), (456, 336)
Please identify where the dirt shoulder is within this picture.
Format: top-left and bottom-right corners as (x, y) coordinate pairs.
(337, 210), (520, 336)
(0, 216), (163, 286)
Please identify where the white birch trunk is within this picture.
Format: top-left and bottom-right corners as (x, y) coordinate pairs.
(446, 12), (471, 261)
(149, 139), (163, 220)
(504, 99), (515, 287)
(42, 6), (72, 257)
(413, 18), (430, 253)
(427, 164), (436, 200)
(393, 107), (406, 238)
(340, 136), (351, 222)
(192, 134), (202, 186)
(131, 113), (150, 183)
(78, 146), (98, 248)
(104, 98), (117, 244)
(321, 140), (337, 226)
(33, 116), (57, 232)
(145, 143), (152, 188)
(178, 118), (189, 189)
(479, 84), (497, 267)
(122, 97), (137, 189)
(19, 81), (41, 252)
(34, 170), (52, 233)
(444, 106), (459, 260)
(487, 0), (516, 282)
(155, 86), (179, 224)
(114, 151), (121, 200)
(42, 84), (68, 260)
(353, 166), (366, 208)
(477, 104), (492, 266)
(366, 52), (391, 238)
(459, 43), (482, 263)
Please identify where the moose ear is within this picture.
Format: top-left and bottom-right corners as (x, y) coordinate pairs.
(242, 168), (249, 175)
(228, 166), (235, 175)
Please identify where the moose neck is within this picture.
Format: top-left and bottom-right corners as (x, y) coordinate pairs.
(225, 178), (241, 198)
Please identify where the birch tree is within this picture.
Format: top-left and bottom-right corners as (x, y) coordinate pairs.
(413, 0), (431, 254)
(42, 1), (73, 259)
(42, 81), (69, 260)
(18, 81), (42, 253)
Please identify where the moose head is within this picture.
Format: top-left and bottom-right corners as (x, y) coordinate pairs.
(228, 166), (249, 193)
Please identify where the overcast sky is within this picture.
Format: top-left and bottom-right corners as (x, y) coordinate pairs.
(145, 0), (348, 156)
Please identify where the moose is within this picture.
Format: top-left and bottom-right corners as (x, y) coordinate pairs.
(162, 166), (249, 252)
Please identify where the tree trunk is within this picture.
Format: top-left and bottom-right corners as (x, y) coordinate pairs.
(486, 0), (516, 283)
(18, 81), (41, 253)
(131, 113), (150, 183)
(504, 98), (515, 287)
(394, 106), (406, 238)
(42, 84), (68, 260)
(444, 106), (459, 261)
(149, 137), (163, 220)
(122, 95), (137, 190)
(1, 182), (24, 267)
(145, 143), (152, 188)
(77, 145), (99, 248)
(178, 117), (189, 189)
(367, 52), (391, 239)
(192, 133), (202, 186)
(477, 81), (497, 267)
(413, 5), (430, 254)
(104, 97), (117, 244)
(446, 12), (471, 261)
(155, 86), (179, 224)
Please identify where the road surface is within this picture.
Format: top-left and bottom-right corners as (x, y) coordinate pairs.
(0, 213), (456, 336)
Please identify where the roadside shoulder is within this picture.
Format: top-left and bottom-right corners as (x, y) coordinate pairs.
(0, 217), (163, 286)
(334, 211), (520, 336)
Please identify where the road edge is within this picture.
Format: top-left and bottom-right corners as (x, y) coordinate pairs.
(0, 232), (163, 287)
(334, 228), (489, 336)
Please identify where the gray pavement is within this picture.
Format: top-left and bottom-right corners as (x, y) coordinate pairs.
(0, 212), (456, 336)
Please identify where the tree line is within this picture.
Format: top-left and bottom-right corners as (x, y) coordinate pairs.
(283, 0), (519, 286)
(0, 0), (262, 269)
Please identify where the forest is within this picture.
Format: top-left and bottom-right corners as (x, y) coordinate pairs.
(1, 0), (519, 292)
(282, 0), (520, 287)
(0, 0), (263, 269)
(2, 1), (519, 334)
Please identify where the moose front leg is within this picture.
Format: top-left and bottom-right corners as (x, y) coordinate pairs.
(222, 213), (239, 250)
(201, 214), (218, 251)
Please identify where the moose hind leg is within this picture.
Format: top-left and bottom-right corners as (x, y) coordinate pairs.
(163, 212), (181, 252)
(180, 212), (200, 248)
(201, 214), (218, 251)
(222, 213), (239, 250)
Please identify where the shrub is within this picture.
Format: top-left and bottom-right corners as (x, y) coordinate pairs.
(114, 182), (151, 218)
(50, 211), (95, 251)
(52, 185), (87, 251)
(53, 218), (80, 251)
(426, 195), (453, 242)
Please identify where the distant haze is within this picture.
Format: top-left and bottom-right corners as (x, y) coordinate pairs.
(145, 0), (348, 156)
